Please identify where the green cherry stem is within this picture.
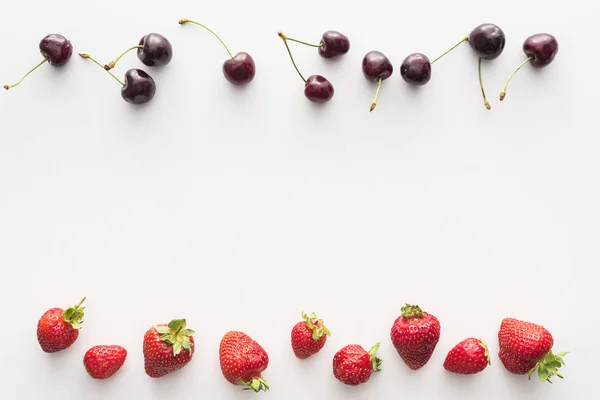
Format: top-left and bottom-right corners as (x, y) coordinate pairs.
(79, 53), (125, 86)
(478, 57), (491, 110)
(179, 18), (233, 59)
(431, 35), (469, 64)
(278, 32), (307, 85)
(370, 77), (383, 112)
(284, 36), (323, 48)
(500, 56), (534, 101)
(4, 58), (48, 90)
(104, 45), (143, 70)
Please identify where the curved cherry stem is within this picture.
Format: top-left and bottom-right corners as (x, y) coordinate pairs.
(284, 36), (324, 48)
(478, 57), (491, 110)
(179, 18), (233, 58)
(500, 56), (533, 101)
(370, 77), (382, 112)
(4, 58), (48, 90)
(278, 32), (307, 85)
(79, 53), (125, 86)
(105, 45), (143, 70)
(431, 35), (469, 64)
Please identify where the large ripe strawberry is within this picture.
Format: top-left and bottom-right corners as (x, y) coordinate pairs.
(332, 342), (382, 386)
(291, 312), (331, 359)
(443, 338), (490, 374)
(83, 345), (127, 379)
(219, 331), (270, 392)
(498, 318), (567, 383)
(37, 297), (86, 353)
(390, 304), (441, 370)
(143, 319), (195, 378)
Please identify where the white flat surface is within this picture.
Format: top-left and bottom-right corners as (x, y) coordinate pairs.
(0, 0), (597, 399)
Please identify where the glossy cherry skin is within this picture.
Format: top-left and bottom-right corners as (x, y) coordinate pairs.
(121, 69), (156, 104)
(304, 75), (334, 102)
(318, 31), (350, 58)
(523, 33), (558, 68)
(39, 34), (73, 66)
(400, 53), (431, 86)
(468, 24), (505, 60)
(222, 52), (256, 85)
(137, 33), (173, 67)
(362, 51), (393, 81)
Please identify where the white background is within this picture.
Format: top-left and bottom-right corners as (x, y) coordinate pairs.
(0, 0), (597, 399)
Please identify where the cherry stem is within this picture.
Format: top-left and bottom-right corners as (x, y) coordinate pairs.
(278, 32), (307, 85)
(105, 45), (143, 70)
(79, 53), (125, 86)
(431, 35), (469, 64)
(500, 56), (533, 101)
(179, 18), (233, 59)
(284, 36), (323, 48)
(370, 77), (382, 112)
(3, 58), (48, 90)
(478, 57), (491, 110)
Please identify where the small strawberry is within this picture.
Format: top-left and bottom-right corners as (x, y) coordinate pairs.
(498, 318), (567, 383)
(37, 297), (86, 353)
(291, 312), (331, 359)
(390, 304), (441, 370)
(83, 345), (127, 379)
(143, 319), (195, 378)
(332, 343), (382, 386)
(219, 331), (270, 392)
(443, 338), (490, 374)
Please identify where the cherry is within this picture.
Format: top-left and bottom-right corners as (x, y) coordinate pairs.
(468, 24), (506, 60)
(4, 34), (73, 90)
(104, 33), (172, 71)
(279, 30), (350, 59)
(79, 53), (155, 104)
(500, 33), (558, 101)
(400, 53), (431, 86)
(278, 32), (334, 103)
(362, 51), (393, 112)
(179, 19), (255, 85)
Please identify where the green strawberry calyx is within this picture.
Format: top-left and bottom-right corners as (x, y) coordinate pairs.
(154, 319), (195, 356)
(401, 304), (424, 319)
(479, 339), (491, 365)
(528, 350), (568, 383)
(302, 312), (331, 342)
(62, 297), (86, 330)
(368, 342), (383, 372)
(236, 377), (270, 392)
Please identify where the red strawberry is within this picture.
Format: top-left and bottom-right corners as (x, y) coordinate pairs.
(291, 312), (331, 359)
(443, 338), (490, 374)
(332, 343), (382, 386)
(37, 297), (86, 353)
(219, 331), (269, 392)
(83, 345), (127, 379)
(390, 304), (441, 370)
(498, 318), (567, 383)
(143, 319), (195, 378)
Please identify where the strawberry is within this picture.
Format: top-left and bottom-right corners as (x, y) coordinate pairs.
(219, 331), (270, 392)
(37, 297), (86, 353)
(390, 304), (441, 370)
(332, 343), (382, 386)
(498, 318), (567, 383)
(443, 338), (490, 374)
(291, 312), (331, 359)
(143, 319), (195, 378)
(83, 345), (127, 379)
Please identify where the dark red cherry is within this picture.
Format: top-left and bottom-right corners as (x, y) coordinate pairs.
(523, 33), (558, 68)
(318, 31), (350, 58)
(39, 34), (73, 66)
(121, 69), (156, 104)
(362, 51), (393, 81)
(304, 75), (334, 103)
(400, 53), (431, 86)
(222, 52), (256, 85)
(137, 33), (173, 67)
(468, 23), (506, 60)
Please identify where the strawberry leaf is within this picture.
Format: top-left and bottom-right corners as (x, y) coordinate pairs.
(156, 319), (195, 356)
(62, 297), (86, 330)
(529, 350), (568, 383)
(401, 304), (424, 319)
(303, 312), (331, 342)
(368, 342), (383, 372)
(238, 377), (269, 392)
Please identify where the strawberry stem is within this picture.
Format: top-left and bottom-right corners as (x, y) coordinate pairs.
(401, 304), (424, 319)
(302, 312), (331, 342)
(368, 342), (383, 372)
(62, 297), (86, 329)
(528, 350), (568, 383)
(154, 319), (195, 356)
